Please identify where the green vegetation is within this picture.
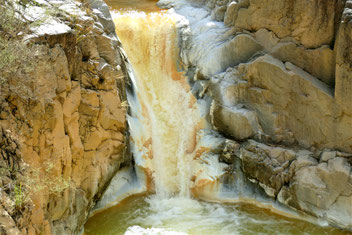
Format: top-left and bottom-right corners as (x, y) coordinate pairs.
(0, 0), (93, 101)
(13, 183), (24, 208)
(26, 160), (71, 195)
(0, 0), (39, 101)
(0, 128), (29, 214)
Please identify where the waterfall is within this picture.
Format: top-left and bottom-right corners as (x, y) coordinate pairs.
(85, 3), (341, 234)
(107, 1), (265, 206)
(113, 10), (206, 198)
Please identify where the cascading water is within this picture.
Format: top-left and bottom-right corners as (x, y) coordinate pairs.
(112, 3), (230, 202)
(89, 0), (231, 215)
(115, 9), (205, 198)
(84, 1), (349, 234)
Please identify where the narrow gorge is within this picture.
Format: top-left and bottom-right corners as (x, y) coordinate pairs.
(0, 0), (352, 234)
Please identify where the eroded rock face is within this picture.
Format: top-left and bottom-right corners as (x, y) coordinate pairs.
(210, 103), (261, 140)
(234, 140), (352, 229)
(335, 1), (352, 115)
(160, 0), (352, 230)
(231, 0), (338, 48)
(0, 0), (128, 234)
(280, 157), (352, 228)
(215, 55), (348, 149)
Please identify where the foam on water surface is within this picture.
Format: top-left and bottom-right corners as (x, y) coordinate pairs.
(84, 1), (350, 234)
(112, 6), (219, 198)
(85, 195), (345, 235)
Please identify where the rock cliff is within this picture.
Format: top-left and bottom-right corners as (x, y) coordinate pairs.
(159, 0), (352, 230)
(1, 0), (352, 233)
(0, 0), (129, 234)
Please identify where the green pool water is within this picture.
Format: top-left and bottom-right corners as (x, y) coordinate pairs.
(84, 195), (349, 235)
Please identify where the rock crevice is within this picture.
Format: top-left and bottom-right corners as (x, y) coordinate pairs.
(160, 0), (352, 230)
(0, 0), (129, 234)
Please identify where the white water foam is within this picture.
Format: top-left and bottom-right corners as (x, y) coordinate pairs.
(125, 195), (294, 235)
(85, 3), (345, 235)
(125, 225), (187, 235)
(113, 9), (216, 198)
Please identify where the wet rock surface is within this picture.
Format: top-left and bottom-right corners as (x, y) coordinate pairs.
(1, 0), (352, 232)
(236, 140), (352, 229)
(209, 138), (352, 230)
(0, 0), (129, 234)
(159, 0), (352, 230)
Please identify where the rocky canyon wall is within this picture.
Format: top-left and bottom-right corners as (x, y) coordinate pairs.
(159, 0), (352, 230)
(1, 0), (352, 233)
(0, 0), (129, 234)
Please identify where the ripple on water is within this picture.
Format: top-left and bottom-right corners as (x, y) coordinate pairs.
(84, 195), (348, 235)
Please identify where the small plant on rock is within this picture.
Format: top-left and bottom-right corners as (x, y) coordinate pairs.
(13, 183), (24, 209)
(0, 0), (38, 101)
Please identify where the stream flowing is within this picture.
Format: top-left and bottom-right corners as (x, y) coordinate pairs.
(85, 1), (350, 234)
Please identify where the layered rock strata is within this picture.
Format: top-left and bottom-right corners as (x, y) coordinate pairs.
(159, 0), (352, 230)
(224, 140), (352, 230)
(0, 0), (129, 234)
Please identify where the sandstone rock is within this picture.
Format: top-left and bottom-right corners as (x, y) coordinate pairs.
(224, 0), (249, 26)
(320, 151), (337, 162)
(270, 43), (335, 86)
(80, 34), (100, 61)
(335, 2), (352, 115)
(0, 0), (128, 233)
(214, 54), (352, 152)
(211, 103), (261, 140)
(99, 91), (125, 131)
(240, 140), (293, 197)
(0, 205), (22, 235)
(169, 0), (352, 153)
(205, 0), (232, 20)
(195, 33), (263, 77)
(281, 157), (352, 229)
(190, 131), (231, 199)
(290, 155), (318, 174)
(253, 29), (280, 51)
(166, 0), (352, 230)
(233, 140), (352, 229)
(233, 0), (338, 48)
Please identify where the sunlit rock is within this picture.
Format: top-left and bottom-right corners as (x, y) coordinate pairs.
(279, 157), (352, 229)
(232, 0), (338, 48)
(210, 103), (261, 140)
(155, 0), (352, 230)
(335, 1), (352, 115)
(0, 0), (128, 233)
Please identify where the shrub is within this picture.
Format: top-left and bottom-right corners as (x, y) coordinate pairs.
(0, 0), (37, 101)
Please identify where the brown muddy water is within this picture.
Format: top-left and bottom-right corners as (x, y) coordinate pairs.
(84, 1), (352, 234)
(84, 194), (348, 235)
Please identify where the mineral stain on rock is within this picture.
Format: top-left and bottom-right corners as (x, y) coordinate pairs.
(1, 0), (352, 234)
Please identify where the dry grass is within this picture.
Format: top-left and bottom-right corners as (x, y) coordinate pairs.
(0, 0), (38, 101)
